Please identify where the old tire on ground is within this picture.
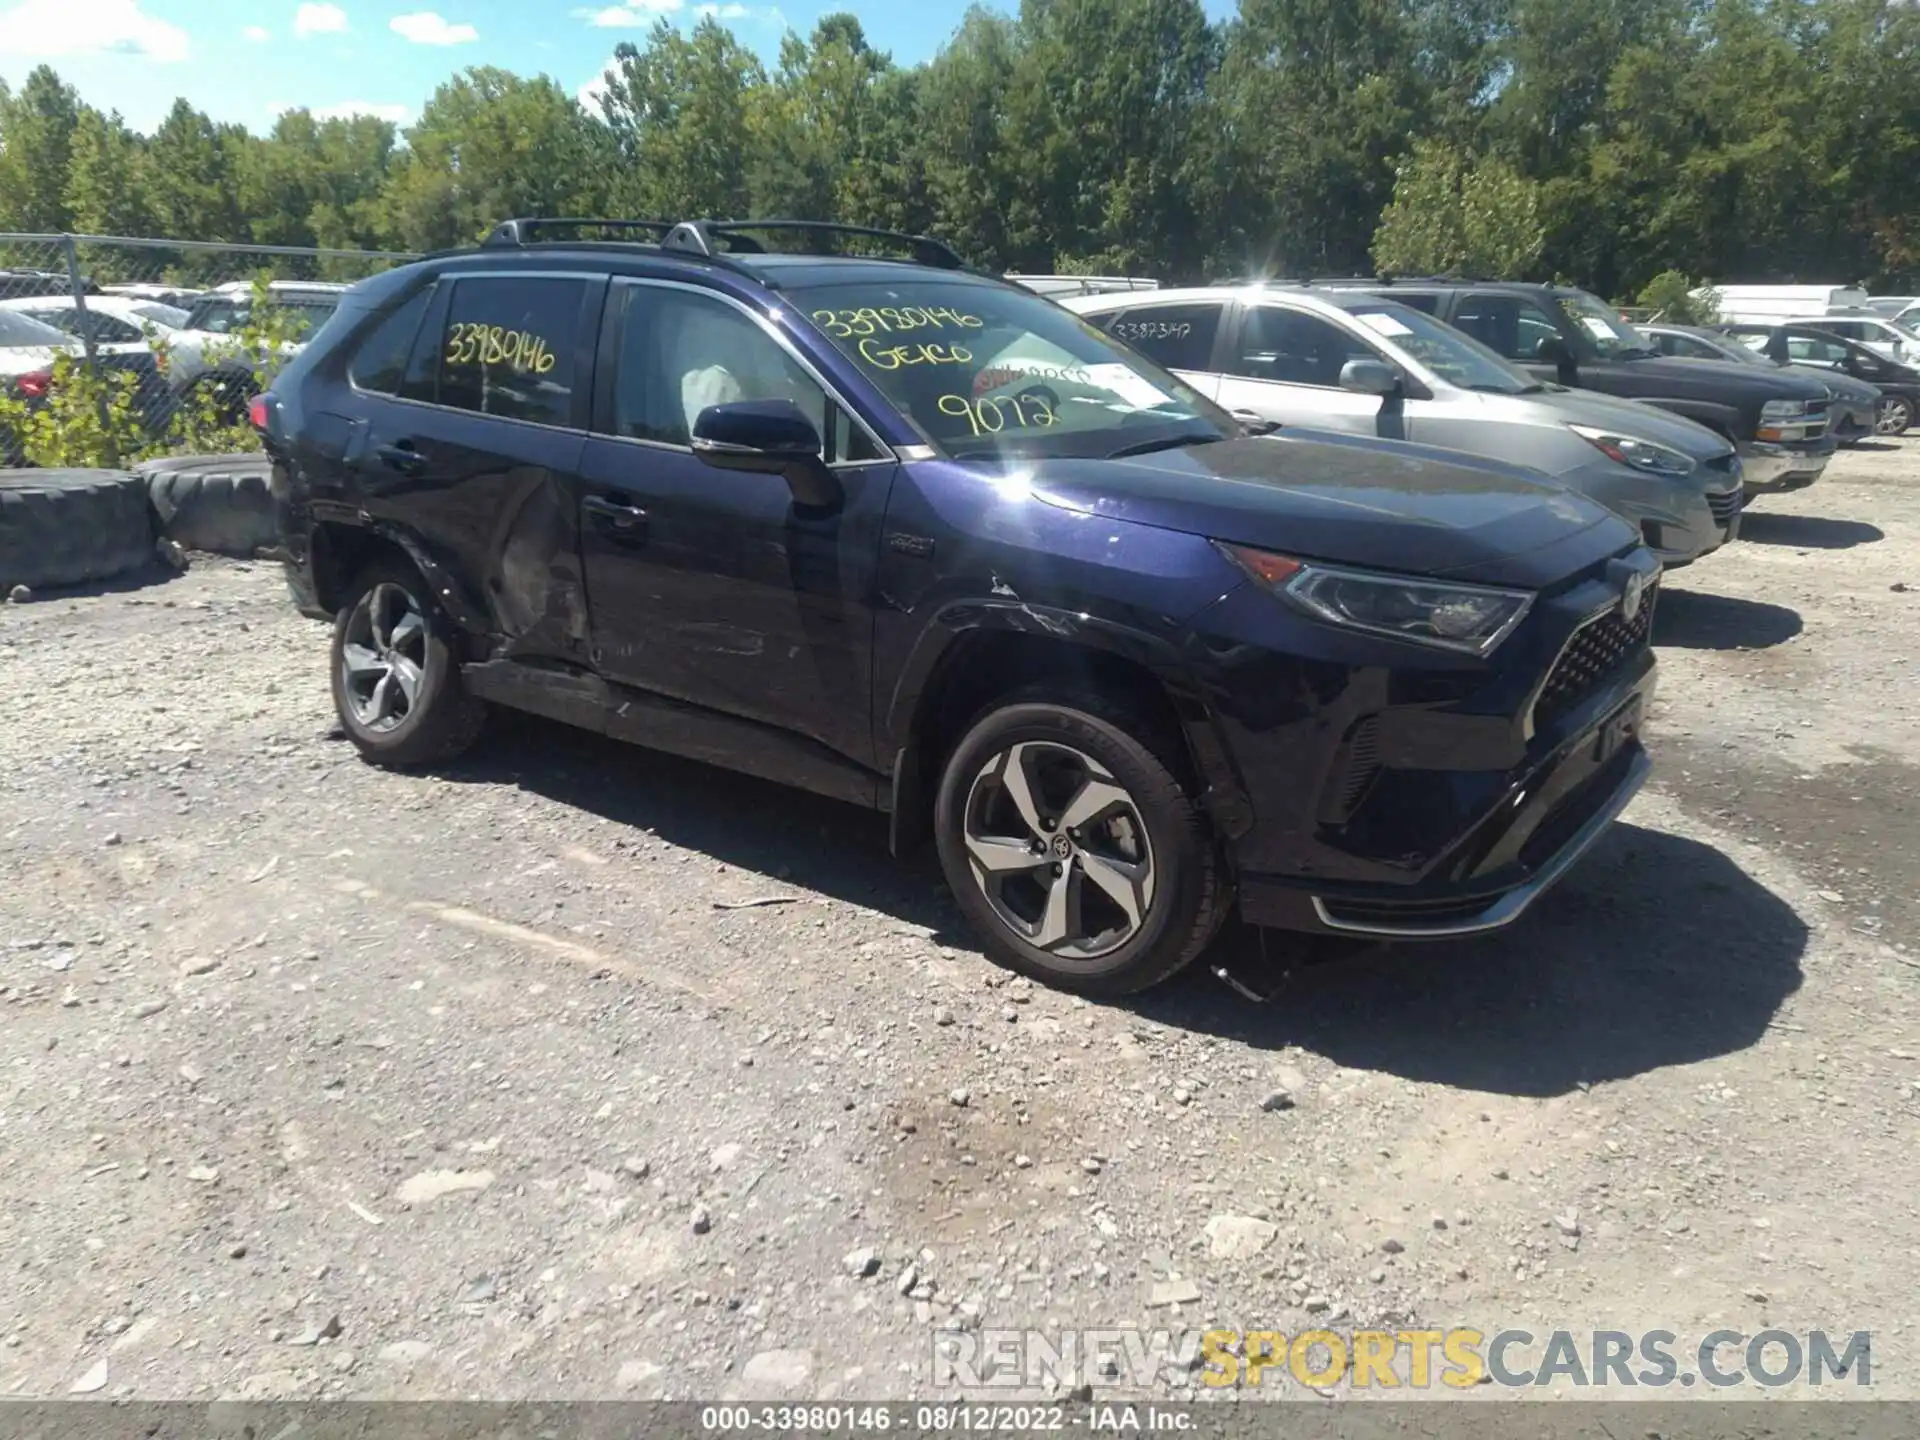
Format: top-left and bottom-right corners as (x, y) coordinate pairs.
(140, 454), (278, 557)
(0, 468), (155, 591)
(330, 558), (487, 768)
(933, 688), (1225, 997)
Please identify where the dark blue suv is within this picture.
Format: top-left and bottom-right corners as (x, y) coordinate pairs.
(257, 218), (1661, 996)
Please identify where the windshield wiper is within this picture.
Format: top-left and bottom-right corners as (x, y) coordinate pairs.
(1105, 431), (1224, 460)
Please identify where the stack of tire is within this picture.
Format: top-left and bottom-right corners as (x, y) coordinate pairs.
(1, 454), (276, 596)
(139, 455), (278, 559)
(0, 469), (155, 593)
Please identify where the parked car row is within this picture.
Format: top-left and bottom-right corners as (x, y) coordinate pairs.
(1017, 276), (1863, 568)
(1, 278), (347, 460)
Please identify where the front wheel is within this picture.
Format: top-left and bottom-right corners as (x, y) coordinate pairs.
(1877, 395), (1913, 436)
(933, 693), (1225, 996)
(330, 560), (486, 767)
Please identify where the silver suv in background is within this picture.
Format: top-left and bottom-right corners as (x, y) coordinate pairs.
(1064, 285), (1744, 566)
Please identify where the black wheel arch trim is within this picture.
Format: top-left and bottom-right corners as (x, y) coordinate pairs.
(306, 505), (492, 637)
(883, 595), (1252, 856)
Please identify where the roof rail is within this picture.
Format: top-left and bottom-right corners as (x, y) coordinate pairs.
(482, 218), (678, 248)
(662, 219), (967, 270)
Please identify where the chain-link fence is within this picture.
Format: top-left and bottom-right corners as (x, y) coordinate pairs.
(1, 233), (418, 468)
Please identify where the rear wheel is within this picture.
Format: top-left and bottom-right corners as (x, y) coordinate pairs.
(1877, 395), (1913, 436)
(933, 692), (1224, 996)
(329, 560), (485, 766)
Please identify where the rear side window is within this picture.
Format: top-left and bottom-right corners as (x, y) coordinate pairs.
(1389, 292), (1439, 314)
(348, 286), (434, 394)
(1104, 303), (1223, 371)
(434, 277), (587, 426)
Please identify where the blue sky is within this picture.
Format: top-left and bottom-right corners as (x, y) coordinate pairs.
(0, 0), (1237, 136)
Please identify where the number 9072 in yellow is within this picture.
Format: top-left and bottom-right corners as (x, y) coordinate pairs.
(937, 392), (1057, 438)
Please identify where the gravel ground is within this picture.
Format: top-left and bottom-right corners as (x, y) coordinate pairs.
(2, 442), (1918, 1405)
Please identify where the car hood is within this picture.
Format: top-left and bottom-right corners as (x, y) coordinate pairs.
(1529, 385), (1733, 458)
(1789, 365), (1881, 401)
(1609, 351), (1829, 401)
(1026, 430), (1636, 589)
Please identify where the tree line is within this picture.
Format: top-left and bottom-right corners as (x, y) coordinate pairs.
(2, 0), (1917, 301)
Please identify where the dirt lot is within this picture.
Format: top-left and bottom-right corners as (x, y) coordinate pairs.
(3, 441), (1918, 1405)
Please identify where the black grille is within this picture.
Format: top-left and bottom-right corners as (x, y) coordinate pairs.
(1706, 486), (1744, 526)
(1533, 582), (1657, 728)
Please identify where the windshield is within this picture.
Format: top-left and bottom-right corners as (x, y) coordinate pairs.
(1555, 289), (1657, 360)
(132, 302), (189, 329)
(1345, 301), (1539, 394)
(788, 278), (1235, 460)
(0, 310), (69, 348)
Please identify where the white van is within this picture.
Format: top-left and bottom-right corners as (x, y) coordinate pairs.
(1707, 284), (1872, 322)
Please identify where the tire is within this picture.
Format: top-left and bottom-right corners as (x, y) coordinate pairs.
(0, 468), (155, 591)
(139, 454), (278, 557)
(329, 558), (486, 767)
(933, 689), (1225, 996)
(1877, 395), (1914, 437)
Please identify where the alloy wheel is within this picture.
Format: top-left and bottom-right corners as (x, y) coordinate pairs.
(1877, 396), (1913, 436)
(961, 740), (1156, 961)
(340, 582), (428, 733)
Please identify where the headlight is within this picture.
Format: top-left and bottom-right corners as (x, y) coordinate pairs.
(1217, 545), (1533, 657)
(1761, 399), (1816, 421)
(1567, 423), (1696, 477)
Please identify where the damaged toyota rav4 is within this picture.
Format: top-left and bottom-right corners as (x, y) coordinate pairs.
(256, 217), (1660, 996)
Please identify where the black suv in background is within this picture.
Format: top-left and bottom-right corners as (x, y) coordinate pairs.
(1715, 323), (1918, 438)
(1326, 279), (1837, 494)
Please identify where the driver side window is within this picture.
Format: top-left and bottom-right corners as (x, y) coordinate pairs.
(1233, 307), (1379, 387)
(1454, 294), (1564, 363)
(611, 286), (880, 463)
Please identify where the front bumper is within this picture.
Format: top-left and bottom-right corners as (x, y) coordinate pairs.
(1739, 435), (1835, 492)
(1564, 456), (1743, 566)
(1186, 544), (1663, 943)
(1239, 697), (1653, 939)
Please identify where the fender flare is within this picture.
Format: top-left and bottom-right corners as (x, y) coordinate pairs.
(883, 596), (1253, 855)
(308, 505), (492, 636)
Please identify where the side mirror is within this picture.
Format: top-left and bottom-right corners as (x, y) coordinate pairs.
(1533, 334), (1570, 366)
(1338, 359), (1400, 397)
(692, 399), (842, 509)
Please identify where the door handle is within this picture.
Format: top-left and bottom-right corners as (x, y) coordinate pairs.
(374, 442), (425, 476)
(583, 495), (648, 532)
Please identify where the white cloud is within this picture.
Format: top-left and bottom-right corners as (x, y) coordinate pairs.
(574, 0), (679, 26)
(310, 100), (410, 122)
(293, 2), (347, 37)
(576, 57), (617, 111)
(243, 24), (270, 40)
(693, 2), (748, 15)
(390, 10), (477, 43)
(0, 0), (189, 61)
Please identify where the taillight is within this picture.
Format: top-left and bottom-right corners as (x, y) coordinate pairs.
(248, 393), (271, 431)
(16, 369), (52, 400)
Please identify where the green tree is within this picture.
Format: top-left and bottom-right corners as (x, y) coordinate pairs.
(1635, 270), (1717, 324)
(597, 19), (764, 220)
(379, 68), (611, 251)
(144, 98), (242, 244)
(63, 106), (153, 240)
(0, 66), (81, 232)
(1371, 139), (1545, 277)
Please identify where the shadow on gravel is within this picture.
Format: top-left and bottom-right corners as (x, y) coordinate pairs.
(1652, 586), (1802, 651)
(435, 709), (975, 945)
(1841, 440), (1899, 453)
(1133, 821), (1807, 1097)
(8, 560), (179, 603)
(1736, 512), (1885, 549)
